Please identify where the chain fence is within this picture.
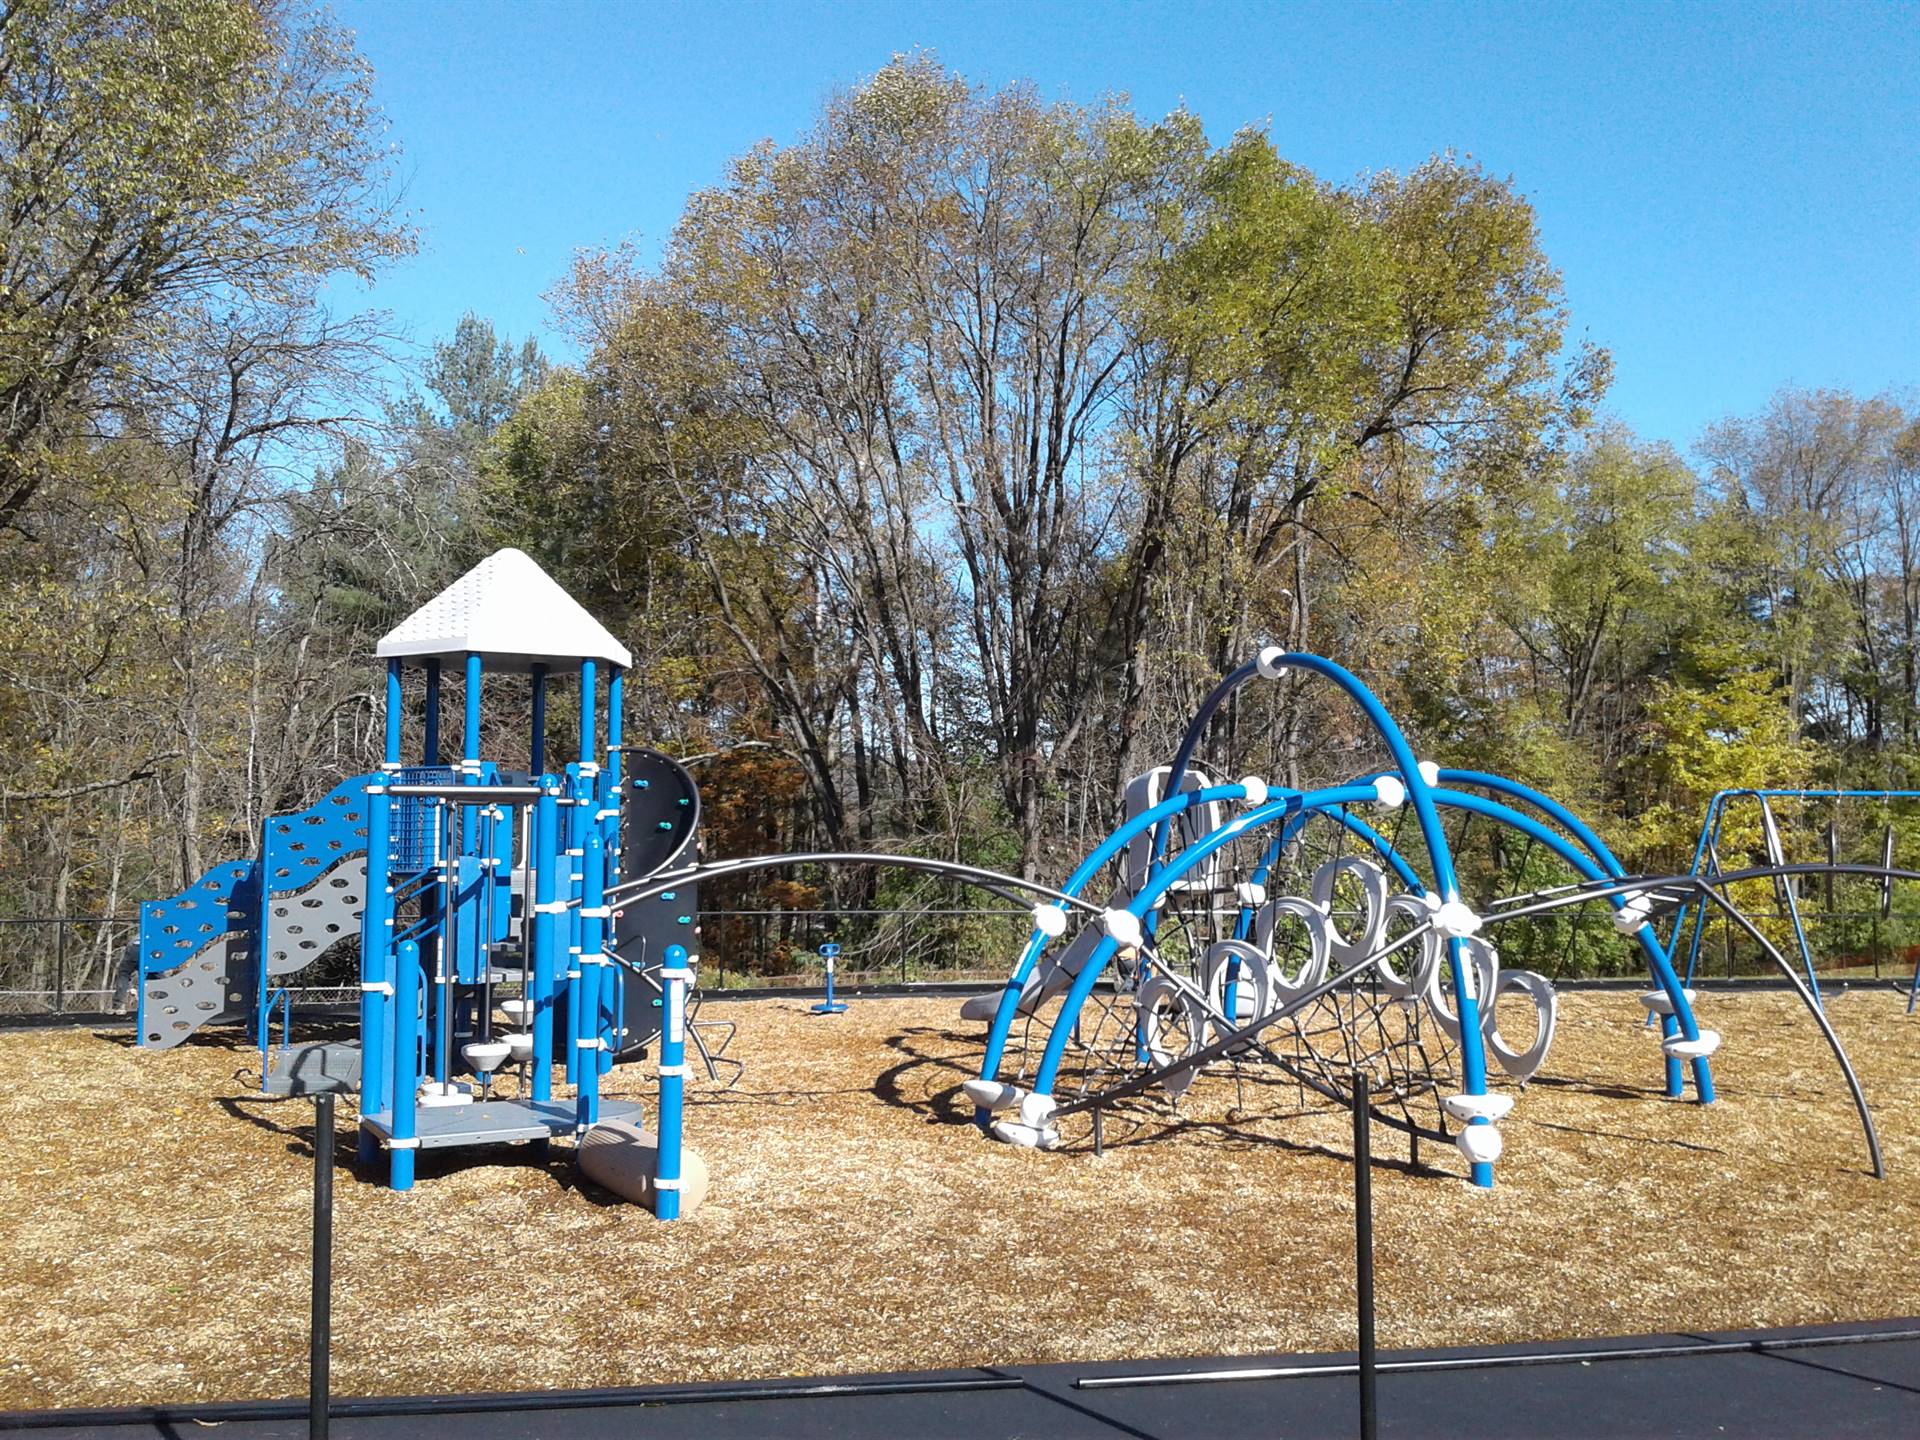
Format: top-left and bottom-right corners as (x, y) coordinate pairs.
(0, 906), (1039, 1018)
(7, 891), (1916, 1019)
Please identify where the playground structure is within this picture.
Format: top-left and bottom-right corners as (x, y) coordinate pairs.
(599, 646), (1858, 1194)
(135, 549), (715, 1209)
(946, 648), (1721, 1188)
(134, 564), (1914, 1210)
(1668, 788), (1920, 1010)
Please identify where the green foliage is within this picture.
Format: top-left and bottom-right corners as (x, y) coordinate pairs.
(0, 0), (414, 530)
(1, 40), (1916, 994)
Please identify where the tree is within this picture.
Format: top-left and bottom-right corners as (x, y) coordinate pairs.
(1699, 388), (1910, 747)
(0, 0), (414, 535)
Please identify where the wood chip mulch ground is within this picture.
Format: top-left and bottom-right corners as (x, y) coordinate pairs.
(2, 988), (1917, 1409)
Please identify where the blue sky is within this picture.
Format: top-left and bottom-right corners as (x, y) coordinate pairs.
(334, 0), (1918, 452)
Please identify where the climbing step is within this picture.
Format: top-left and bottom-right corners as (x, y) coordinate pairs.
(262, 1040), (363, 1096)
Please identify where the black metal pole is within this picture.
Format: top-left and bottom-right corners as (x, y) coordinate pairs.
(310, 1093), (334, 1440)
(1352, 1072), (1377, 1440)
(53, 920), (66, 1015)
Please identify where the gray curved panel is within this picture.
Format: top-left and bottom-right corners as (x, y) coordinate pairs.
(140, 933), (253, 1049)
(264, 856), (367, 976)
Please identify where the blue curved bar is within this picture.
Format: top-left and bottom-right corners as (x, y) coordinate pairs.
(1112, 649), (1496, 1182)
(1435, 770), (1620, 874)
(1423, 787), (1715, 1102)
(1250, 654), (1496, 1181)
(977, 783), (1257, 1102)
(1030, 784), (1382, 1096)
(1142, 660), (1264, 904)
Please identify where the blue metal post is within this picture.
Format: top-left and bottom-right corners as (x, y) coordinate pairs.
(656, 943), (691, 1220)
(423, 660), (441, 764)
(563, 765), (589, 1086)
(384, 660), (403, 766)
(462, 653), (483, 772)
(530, 779), (560, 1103)
(576, 829), (607, 1128)
(579, 659), (598, 774)
(442, 652), (483, 1087)
(357, 776), (394, 1167)
(531, 663), (548, 776)
(812, 943), (848, 1013)
(389, 939), (421, 1191)
(606, 670), (623, 887)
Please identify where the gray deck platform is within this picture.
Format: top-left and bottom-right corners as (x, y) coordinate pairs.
(359, 1097), (645, 1150)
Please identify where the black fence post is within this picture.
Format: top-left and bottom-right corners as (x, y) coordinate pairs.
(1352, 1072), (1378, 1440)
(53, 921), (66, 1015)
(310, 1092), (335, 1440)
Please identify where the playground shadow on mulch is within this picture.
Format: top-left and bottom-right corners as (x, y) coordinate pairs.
(3, 989), (1919, 1410)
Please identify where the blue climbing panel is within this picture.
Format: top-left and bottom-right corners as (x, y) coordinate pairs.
(262, 773), (374, 896)
(136, 859), (261, 1047)
(138, 860), (259, 979)
(139, 772), (379, 1049)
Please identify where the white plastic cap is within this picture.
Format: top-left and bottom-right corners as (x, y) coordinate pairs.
(1455, 1122), (1504, 1165)
(990, 1118), (1059, 1149)
(1238, 775), (1269, 806)
(1018, 1091), (1058, 1128)
(1235, 881), (1267, 907)
(1443, 1092), (1515, 1123)
(1612, 892), (1654, 936)
(1102, 908), (1145, 950)
(1432, 899), (1482, 939)
(1417, 760), (1441, 787)
(1256, 646), (1289, 679)
(1031, 903), (1069, 939)
(1373, 774), (1407, 810)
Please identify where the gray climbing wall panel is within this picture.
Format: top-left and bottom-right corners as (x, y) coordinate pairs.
(142, 854), (363, 1049)
(264, 856), (367, 976)
(141, 932), (254, 1048)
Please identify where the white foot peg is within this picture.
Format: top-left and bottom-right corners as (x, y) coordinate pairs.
(1638, 988), (1698, 1016)
(962, 1078), (1023, 1112)
(959, 993), (1002, 1022)
(1662, 1029), (1721, 1059)
(1443, 1092), (1515, 1124)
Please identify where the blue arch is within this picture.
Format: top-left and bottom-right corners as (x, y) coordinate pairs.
(1144, 651), (1497, 1183)
(1030, 784), (1385, 1099)
(975, 781), (1258, 1101)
